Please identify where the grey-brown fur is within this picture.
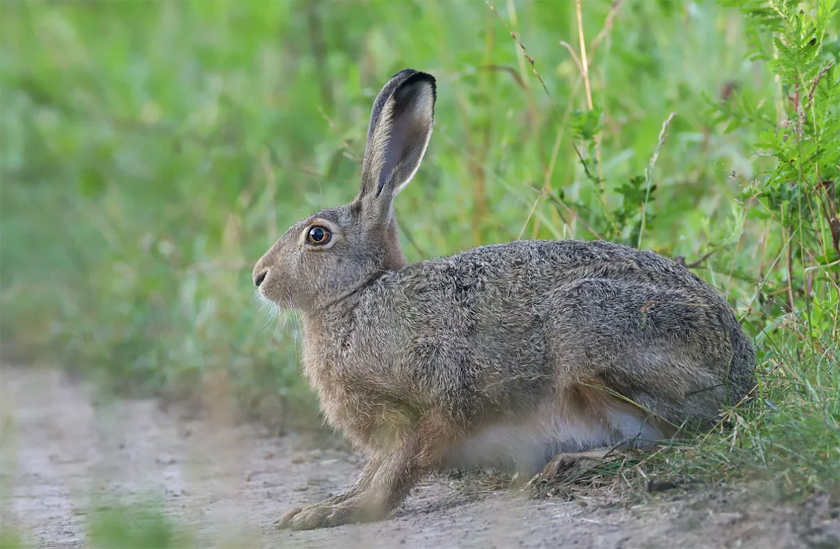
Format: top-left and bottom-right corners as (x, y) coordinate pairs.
(252, 69), (756, 530)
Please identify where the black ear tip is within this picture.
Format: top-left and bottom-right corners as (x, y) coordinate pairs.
(396, 70), (436, 100)
(391, 68), (419, 79)
(390, 68), (435, 86)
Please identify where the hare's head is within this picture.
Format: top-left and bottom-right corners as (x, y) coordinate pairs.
(253, 69), (436, 311)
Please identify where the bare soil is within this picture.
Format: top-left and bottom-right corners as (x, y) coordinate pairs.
(1, 365), (838, 549)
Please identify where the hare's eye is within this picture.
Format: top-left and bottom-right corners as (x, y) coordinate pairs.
(306, 225), (331, 245)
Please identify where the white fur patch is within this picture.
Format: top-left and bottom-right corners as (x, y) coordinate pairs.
(443, 403), (663, 476)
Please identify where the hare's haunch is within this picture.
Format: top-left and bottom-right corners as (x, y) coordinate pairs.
(253, 69), (756, 531)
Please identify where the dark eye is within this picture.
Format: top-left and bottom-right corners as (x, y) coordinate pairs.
(306, 225), (331, 245)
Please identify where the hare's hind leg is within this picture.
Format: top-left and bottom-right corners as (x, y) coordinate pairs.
(547, 278), (733, 430)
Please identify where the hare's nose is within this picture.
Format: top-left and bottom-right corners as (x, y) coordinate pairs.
(254, 269), (268, 287)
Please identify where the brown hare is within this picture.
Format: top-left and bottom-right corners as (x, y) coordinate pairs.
(253, 69), (755, 530)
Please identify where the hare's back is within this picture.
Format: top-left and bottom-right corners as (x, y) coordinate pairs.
(443, 239), (707, 293)
(382, 239), (721, 319)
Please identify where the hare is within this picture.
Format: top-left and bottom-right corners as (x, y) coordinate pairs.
(253, 69), (755, 530)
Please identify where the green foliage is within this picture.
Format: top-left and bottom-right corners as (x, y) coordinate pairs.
(697, 0), (840, 491)
(710, 0), (840, 339)
(567, 106), (649, 247)
(569, 106), (605, 193)
(615, 175), (654, 246)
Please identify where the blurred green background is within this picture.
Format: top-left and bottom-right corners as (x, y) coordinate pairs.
(1, 0), (837, 450)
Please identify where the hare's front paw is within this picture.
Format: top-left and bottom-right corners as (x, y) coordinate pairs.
(275, 503), (329, 530)
(275, 498), (377, 531)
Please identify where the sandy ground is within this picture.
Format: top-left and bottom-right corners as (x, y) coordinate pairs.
(1, 365), (838, 549)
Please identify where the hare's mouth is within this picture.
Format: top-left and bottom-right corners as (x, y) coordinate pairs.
(256, 286), (295, 310)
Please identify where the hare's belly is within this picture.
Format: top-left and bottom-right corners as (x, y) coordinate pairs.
(442, 404), (662, 476)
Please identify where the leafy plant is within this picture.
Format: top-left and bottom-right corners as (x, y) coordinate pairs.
(718, 0), (839, 320)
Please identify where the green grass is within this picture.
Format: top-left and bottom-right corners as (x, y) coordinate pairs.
(86, 498), (194, 549)
(646, 332), (839, 494)
(1, 0), (838, 501)
(0, 531), (26, 549)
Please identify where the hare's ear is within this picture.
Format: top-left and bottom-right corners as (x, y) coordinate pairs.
(357, 69), (435, 220)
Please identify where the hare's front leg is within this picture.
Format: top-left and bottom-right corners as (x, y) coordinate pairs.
(276, 443), (422, 530)
(275, 454), (382, 529)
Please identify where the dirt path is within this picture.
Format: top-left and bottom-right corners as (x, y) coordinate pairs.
(1, 365), (837, 549)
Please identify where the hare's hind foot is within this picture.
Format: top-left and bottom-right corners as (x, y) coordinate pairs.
(541, 448), (610, 477)
(524, 448), (612, 489)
